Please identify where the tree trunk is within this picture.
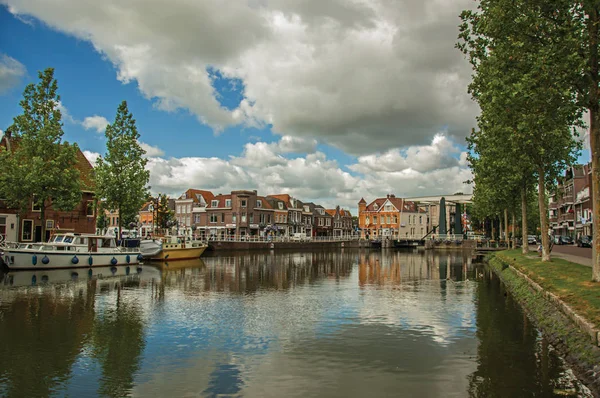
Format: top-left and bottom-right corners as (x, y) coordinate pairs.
(538, 167), (550, 261)
(512, 210), (516, 250)
(522, 185), (529, 255)
(499, 214), (503, 242)
(40, 198), (46, 243)
(118, 206), (122, 245)
(588, 5), (600, 281)
(504, 208), (509, 247)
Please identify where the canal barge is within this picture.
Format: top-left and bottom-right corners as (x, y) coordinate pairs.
(0, 232), (142, 270)
(144, 235), (207, 262)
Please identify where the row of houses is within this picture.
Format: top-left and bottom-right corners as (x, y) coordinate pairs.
(549, 163), (593, 238)
(145, 189), (355, 239)
(357, 194), (430, 239)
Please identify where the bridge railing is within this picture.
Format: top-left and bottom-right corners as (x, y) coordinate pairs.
(205, 235), (360, 243)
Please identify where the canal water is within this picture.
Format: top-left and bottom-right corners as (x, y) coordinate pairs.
(0, 249), (591, 397)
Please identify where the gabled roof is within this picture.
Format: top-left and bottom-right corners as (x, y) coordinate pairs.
(256, 196), (273, 210)
(265, 196), (287, 211)
(207, 194), (231, 208)
(358, 197), (366, 204)
(182, 189), (215, 205)
(365, 197), (421, 213)
(325, 209), (337, 217)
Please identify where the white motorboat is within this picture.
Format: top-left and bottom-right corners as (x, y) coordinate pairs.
(140, 238), (163, 258)
(0, 232), (143, 270)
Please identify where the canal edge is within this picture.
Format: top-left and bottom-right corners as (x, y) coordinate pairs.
(485, 253), (600, 395)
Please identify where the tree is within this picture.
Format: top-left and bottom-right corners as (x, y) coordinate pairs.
(96, 211), (108, 233)
(155, 193), (174, 231)
(0, 68), (81, 241)
(458, 0), (582, 261)
(95, 101), (150, 238)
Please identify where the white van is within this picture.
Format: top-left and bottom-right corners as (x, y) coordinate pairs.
(291, 233), (309, 242)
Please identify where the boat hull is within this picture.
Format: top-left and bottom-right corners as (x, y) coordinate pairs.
(149, 245), (207, 261)
(2, 250), (142, 270)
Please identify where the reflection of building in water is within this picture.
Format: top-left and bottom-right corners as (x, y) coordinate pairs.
(160, 251), (355, 294)
(359, 250), (475, 287)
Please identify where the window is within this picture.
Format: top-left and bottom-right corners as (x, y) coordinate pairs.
(222, 213), (225, 223)
(194, 214), (200, 224)
(393, 215), (398, 223)
(268, 214), (271, 223)
(257, 200), (262, 208)
(86, 200), (95, 217)
(242, 212), (247, 222)
(22, 219), (33, 241)
(232, 213), (237, 223)
(386, 216), (391, 224)
(385, 205), (392, 211)
(226, 199), (231, 207)
(419, 216), (422, 224)
(0, 216), (6, 238)
(186, 216), (191, 226)
(304, 205), (309, 212)
(187, 205), (191, 214)
(326, 219), (331, 226)
(250, 213), (254, 223)
(278, 203), (283, 210)
(373, 216), (378, 224)
(241, 199), (247, 207)
(374, 204), (378, 210)
(46, 220), (54, 230)
(210, 214), (218, 223)
(211, 200), (219, 207)
(32, 195), (41, 212)
(366, 216), (370, 224)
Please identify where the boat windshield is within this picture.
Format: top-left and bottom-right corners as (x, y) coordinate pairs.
(63, 236), (74, 243)
(52, 235), (64, 243)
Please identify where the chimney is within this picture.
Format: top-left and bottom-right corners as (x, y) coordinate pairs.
(387, 194), (390, 198)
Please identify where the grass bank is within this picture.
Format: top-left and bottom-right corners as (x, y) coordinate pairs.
(496, 250), (600, 329)
(487, 252), (600, 393)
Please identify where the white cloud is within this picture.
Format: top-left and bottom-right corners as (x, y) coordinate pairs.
(5, 0), (479, 154)
(0, 54), (26, 94)
(139, 141), (165, 157)
(82, 150), (100, 166)
(142, 135), (472, 211)
(55, 100), (75, 124)
(82, 115), (109, 133)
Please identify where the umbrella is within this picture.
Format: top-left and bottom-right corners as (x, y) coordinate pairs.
(439, 197), (447, 235)
(454, 203), (463, 235)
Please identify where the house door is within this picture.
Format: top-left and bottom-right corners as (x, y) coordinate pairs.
(34, 225), (42, 242)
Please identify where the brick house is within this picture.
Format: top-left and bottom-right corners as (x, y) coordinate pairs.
(549, 164), (592, 238)
(0, 133), (96, 242)
(312, 204), (333, 237)
(265, 196), (288, 236)
(358, 194), (427, 240)
(325, 206), (353, 237)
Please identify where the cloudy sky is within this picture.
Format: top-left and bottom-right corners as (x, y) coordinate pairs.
(1, 0), (487, 210)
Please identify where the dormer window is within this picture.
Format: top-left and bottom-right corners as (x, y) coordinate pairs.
(374, 204), (378, 210)
(257, 200), (262, 208)
(211, 200), (218, 207)
(225, 199), (231, 207)
(241, 199), (247, 207)
(278, 203), (283, 210)
(304, 205), (309, 212)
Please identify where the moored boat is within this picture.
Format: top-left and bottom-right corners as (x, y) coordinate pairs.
(147, 236), (207, 261)
(0, 232), (142, 270)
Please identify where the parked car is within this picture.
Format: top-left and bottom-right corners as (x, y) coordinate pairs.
(527, 235), (538, 245)
(553, 235), (561, 245)
(291, 233), (309, 242)
(577, 235), (592, 248)
(558, 235), (573, 245)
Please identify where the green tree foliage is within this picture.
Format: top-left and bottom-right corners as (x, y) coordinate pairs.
(96, 210), (108, 232)
(155, 193), (174, 230)
(458, 1), (582, 260)
(95, 101), (150, 237)
(0, 68), (81, 241)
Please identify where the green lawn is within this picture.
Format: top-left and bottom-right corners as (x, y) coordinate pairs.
(496, 250), (600, 328)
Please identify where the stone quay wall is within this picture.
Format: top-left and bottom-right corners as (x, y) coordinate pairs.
(207, 239), (371, 251)
(487, 254), (600, 395)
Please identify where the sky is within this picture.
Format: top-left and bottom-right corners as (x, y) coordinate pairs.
(0, 0), (590, 212)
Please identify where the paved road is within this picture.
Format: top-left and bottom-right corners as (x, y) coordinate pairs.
(552, 243), (592, 259)
(527, 243), (593, 266)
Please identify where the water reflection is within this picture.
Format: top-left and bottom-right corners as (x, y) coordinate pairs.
(0, 250), (590, 397)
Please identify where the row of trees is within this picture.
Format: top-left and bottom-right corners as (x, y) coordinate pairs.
(0, 67), (150, 238)
(457, 0), (600, 281)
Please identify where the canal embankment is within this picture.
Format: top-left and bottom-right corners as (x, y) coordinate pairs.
(487, 250), (600, 395)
